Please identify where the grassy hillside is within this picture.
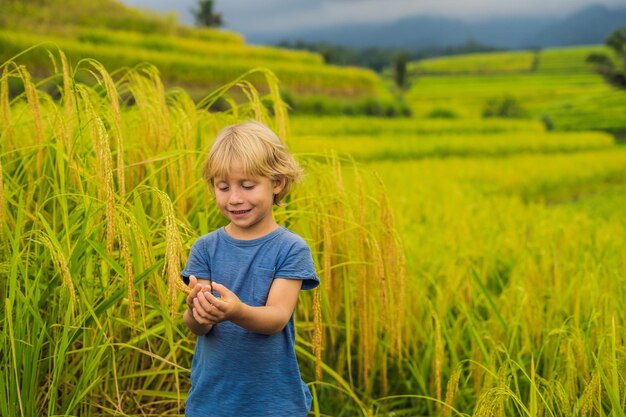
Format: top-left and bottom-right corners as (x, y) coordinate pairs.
(405, 46), (626, 132)
(0, 0), (405, 115)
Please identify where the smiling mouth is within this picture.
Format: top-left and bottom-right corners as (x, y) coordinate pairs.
(230, 209), (252, 215)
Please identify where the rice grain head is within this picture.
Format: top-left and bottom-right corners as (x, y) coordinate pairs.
(443, 365), (463, 417)
(0, 157), (5, 243)
(94, 61), (126, 197)
(1, 67), (11, 141)
(59, 51), (75, 152)
(95, 117), (117, 254)
(433, 310), (444, 407)
(263, 70), (289, 142)
(38, 234), (76, 313)
(18, 65), (44, 169)
(157, 190), (185, 315)
(312, 286), (323, 381)
(119, 225), (136, 326)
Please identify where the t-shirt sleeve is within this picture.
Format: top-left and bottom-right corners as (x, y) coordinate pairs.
(275, 237), (319, 290)
(180, 238), (211, 285)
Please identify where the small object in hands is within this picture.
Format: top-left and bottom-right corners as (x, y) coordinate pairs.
(180, 274), (214, 294)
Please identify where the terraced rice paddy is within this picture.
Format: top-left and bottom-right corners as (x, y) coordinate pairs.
(2, 17), (626, 416)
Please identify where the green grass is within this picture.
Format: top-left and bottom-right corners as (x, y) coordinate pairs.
(410, 50), (537, 75)
(291, 115), (545, 136)
(537, 45), (612, 73)
(406, 73), (611, 118)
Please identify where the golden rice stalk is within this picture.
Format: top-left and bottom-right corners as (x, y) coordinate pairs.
(432, 310), (444, 408)
(393, 238), (407, 358)
(322, 215), (333, 292)
(168, 91), (197, 214)
(354, 233), (368, 387)
(38, 234), (76, 312)
(443, 365), (463, 417)
(1, 67), (11, 141)
(0, 157), (4, 242)
(126, 213), (151, 268)
(263, 70), (290, 142)
(118, 224), (136, 326)
(127, 66), (172, 153)
(494, 365), (508, 417)
(91, 61), (126, 197)
(472, 387), (510, 417)
(580, 371), (600, 417)
(371, 239), (388, 332)
(78, 83), (117, 254)
(239, 80), (269, 124)
(59, 51), (75, 152)
(157, 190), (187, 317)
(312, 286), (323, 380)
(18, 65), (44, 169)
(94, 117), (117, 254)
(224, 96), (239, 120)
(361, 238), (377, 393)
(376, 174), (406, 358)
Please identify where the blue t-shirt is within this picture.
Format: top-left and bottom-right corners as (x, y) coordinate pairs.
(181, 226), (319, 417)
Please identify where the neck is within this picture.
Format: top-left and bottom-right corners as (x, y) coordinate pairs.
(225, 221), (279, 240)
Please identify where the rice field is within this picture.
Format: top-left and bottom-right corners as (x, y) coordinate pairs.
(0, 56), (410, 416)
(410, 46), (610, 76)
(406, 73), (611, 119)
(2, 50), (625, 416)
(290, 100), (626, 414)
(0, 29), (382, 99)
(410, 50), (537, 75)
(404, 45), (626, 132)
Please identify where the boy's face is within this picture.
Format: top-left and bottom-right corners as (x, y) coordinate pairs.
(213, 163), (284, 240)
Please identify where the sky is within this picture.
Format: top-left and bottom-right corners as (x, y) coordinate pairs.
(121, 0), (626, 37)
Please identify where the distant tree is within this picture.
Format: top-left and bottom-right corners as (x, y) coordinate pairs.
(586, 27), (626, 89)
(191, 0), (222, 28)
(393, 52), (409, 90)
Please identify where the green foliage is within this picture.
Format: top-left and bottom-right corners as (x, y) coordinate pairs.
(393, 52), (409, 89)
(191, 0), (222, 28)
(427, 107), (458, 119)
(482, 95), (528, 119)
(586, 27), (626, 89)
(285, 94), (411, 117)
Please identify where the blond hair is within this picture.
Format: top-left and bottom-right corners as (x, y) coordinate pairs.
(202, 121), (303, 205)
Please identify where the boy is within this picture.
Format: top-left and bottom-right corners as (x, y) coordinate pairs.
(181, 121), (319, 416)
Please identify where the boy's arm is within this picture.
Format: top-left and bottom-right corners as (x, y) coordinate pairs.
(200, 279), (303, 335)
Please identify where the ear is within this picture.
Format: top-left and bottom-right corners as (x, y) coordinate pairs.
(273, 176), (286, 194)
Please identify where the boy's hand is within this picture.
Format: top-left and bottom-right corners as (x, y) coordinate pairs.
(201, 282), (242, 323)
(187, 275), (216, 325)
(186, 275), (202, 309)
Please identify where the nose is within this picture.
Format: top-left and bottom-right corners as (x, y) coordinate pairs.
(228, 189), (244, 205)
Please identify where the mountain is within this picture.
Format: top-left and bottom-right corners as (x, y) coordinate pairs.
(525, 4), (626, 47)
(249, 4), (626, 50)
